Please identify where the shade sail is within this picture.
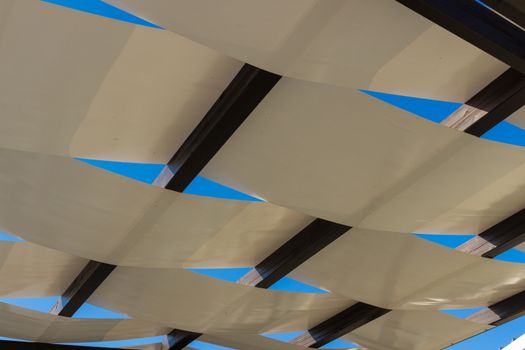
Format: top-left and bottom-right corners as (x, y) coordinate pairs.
(90, 266), (352, 334)
(343, 310), (490, 350)
(0, 148), (312, 269)
(0, 0), (523, 349)
(200, 333), (348, 350)
(201, 78), (525, 234)
(0, 0), (240, 163)
(1, 1), (513, 166)
(0, 242), (85, 298)
(105, 0), (507, 101)
(0, 302), (169, 343)
(3, 3), (525, 237)
(290, 229), (525, 310)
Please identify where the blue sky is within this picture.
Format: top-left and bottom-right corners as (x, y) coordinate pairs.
(3, 0), (522, 349)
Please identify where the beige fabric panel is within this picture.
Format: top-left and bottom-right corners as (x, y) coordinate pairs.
(0, 148), (311, 268)
(200, 333), (347, 350)
(0, 0), (240, 163)
(68, 25), (241, 163)
(185, 203), (312, 268)
(90, 266), (352, 334)
(0, 302), (169, 342)
(127, 345), (164, 350)
(343, 310), (490, 350)
(202, 78), (525, 234)
(128, 345), (164, 350)
(0, 0), (132, 156)
(106, 0), (506, 101)
(0, 241), (85, 298)
(290, 229), (525, 310)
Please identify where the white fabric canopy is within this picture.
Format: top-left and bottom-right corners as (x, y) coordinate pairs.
(0, 302), (169, 343)
(0, 2), (522, 349)
(90, 266), (352, 334)
(290, 229), (525, 310)
(201, 78), (525, 234)
(0, 148), (312, 269)
(344, 310), (490, 350)
(0, 0), (240, 163)
(200, 333), (348, 350)
(105, 0), (507, 101)
(4, 2), (524, 236)
(0, 241), (85, 298)
(121, 334), (346, 350)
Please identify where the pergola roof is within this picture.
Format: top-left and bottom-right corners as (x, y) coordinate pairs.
(0, 0), (524, 349)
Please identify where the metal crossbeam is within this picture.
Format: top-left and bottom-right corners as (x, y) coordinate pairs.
(457, 207), (525, 257)
(164, 329), (202, 350)
(290, 303), (390, 348)
(238, 219), (350, 288)
(482, 0), (525, 29)
(50, 261), (115, 317)
(441, 68), (525, 136)
(154, 64), (281, 191)
(467, 290), (525, 325)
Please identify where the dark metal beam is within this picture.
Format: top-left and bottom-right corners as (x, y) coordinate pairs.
(489, 289), (525, 325)
(237, 219), (350, 288)
(395, 0), (525, 74)
(50, 261), (115, 317)
(441, 68), (525, 136)
(467, 290), (525, 325)
(457, 207), (525, 257)
(155, 64), (280, 349)
(154, 64), (281, 191)
(0, 340), (126, 350)
(290, 303), (390, 348)
(482, 0), (525, 29)
(236, 219), (389, 348)
(163, 329), (201, 350)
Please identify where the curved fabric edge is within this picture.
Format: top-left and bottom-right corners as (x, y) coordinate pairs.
(0, 241), (85, 298)
(90, 266), (353, 334)
(0, 302), (169, 343)
(0, 148), (313, 269)
(0, 0), (240, 163)
(343, 310), (491, 350)
(200, 333), (348, 350)
(201, 78), (525, 234)
(290, 229), (525, 310)
(104, 0), (506, 102)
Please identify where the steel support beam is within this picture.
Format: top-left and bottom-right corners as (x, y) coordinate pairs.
(237, 219), (350, 288)
(157, 64), (279, 349)
(154, 64), (281, 191)
(483, 0), (525, 29)
(457, 207), (525, 257)
(467, 290), (525, 325)
(441, 68), (525, 136)
(163, 329), (202, 350)
(50, 261), (115, 317)
(290, 303), (390, 348)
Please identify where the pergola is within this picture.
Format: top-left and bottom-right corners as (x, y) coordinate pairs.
(0, 0), (524, 349)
